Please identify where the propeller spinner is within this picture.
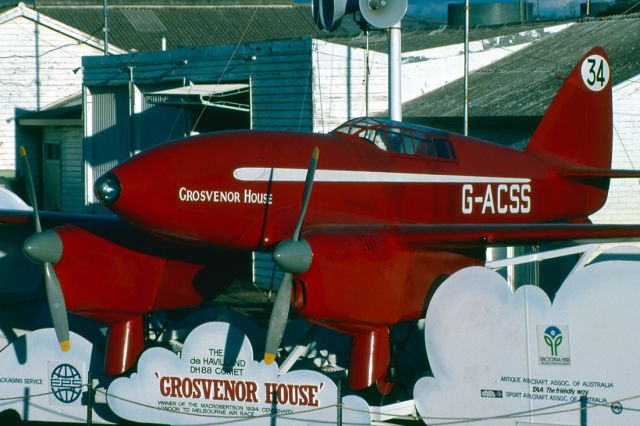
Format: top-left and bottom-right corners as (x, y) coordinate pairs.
(264, 147), (318, 364)
(19, 146), (70, 352)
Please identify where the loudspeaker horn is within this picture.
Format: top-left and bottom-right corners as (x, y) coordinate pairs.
(312, 0), (359, 31)
(359, 0), (407, 28)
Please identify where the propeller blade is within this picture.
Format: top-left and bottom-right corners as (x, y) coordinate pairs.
(264, 273), (292, 364)
(45, 263), (70, 352)
(19, 146), (41, 233)
(292, 147), (319, 241)
(264, 147), (319, 364)
(20, 145), (70, 352)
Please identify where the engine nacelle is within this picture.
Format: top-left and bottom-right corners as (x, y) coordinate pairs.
(296, 228), (483, 390)
(296, 229), (484, 332)
(51, 221), (248, 375)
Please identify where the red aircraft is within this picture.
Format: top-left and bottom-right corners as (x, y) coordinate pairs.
(11, 46), (640, 393)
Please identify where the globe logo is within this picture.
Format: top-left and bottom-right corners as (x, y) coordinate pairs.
(50, 363), (83, 404)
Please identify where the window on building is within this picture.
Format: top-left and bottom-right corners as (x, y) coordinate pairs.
(45, 143), (61, 161)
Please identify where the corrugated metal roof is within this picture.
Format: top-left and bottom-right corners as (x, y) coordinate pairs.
(5, 0), (295, 6)
(24, 1), (505, 54)
(335, 19), (565, 53)
(403, 13), (640, 118)
(13, 1), (566, 55)
(121, 9), (167, 32)
(17, 93), (82, 125)
(32, 3), (338, 51)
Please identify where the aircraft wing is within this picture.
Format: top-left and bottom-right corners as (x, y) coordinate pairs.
(0, 210), (119, 297)
(0, 210), (114, 226)
(391, 223), (640, 249)
(305, 223), (640, 251)
(0, 186), (110, 227)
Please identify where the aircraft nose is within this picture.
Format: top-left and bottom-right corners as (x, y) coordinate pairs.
(94, 172), (121, 205)
(23, 229), (62, 264)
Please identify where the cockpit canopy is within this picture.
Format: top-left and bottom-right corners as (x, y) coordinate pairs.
(332, 117), (456, 160)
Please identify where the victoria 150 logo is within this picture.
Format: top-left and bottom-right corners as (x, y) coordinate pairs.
(537, 325), (571, 366)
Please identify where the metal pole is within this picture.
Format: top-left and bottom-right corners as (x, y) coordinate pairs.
(128, 66), (136, 156)
(103, 0), (108, 55)
(464, 0), (470, 136)
(580, 395), (587, 426)
(86, 370), (93, 425)
(365, 30), (370, 117)
(23, 387), (29, 421)
(337, 379), (343, 426)
(388, 22), (402, 122)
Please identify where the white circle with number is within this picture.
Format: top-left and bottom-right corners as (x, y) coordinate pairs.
(580, 54), (610, 92)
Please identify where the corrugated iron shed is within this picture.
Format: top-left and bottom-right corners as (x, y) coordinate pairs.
(403, 13), (640, 118)
(7, 0), (357, 52)
(3, 0), (575, 56)
(7, 0), (552, 54)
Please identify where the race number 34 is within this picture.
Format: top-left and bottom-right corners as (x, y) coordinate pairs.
(580, 54), (610, 92)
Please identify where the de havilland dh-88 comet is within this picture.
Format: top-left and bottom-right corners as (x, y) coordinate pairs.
(7, 46), (640, 393)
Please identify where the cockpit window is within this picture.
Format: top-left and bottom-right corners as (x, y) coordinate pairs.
(434, 138), (457, 160)
(360, 128), (388, 150)
(333, 117), (380, 136)
(386, 128), (404, 153)
(401, 129), (415, 154)
(413, 133), (435, 157)
(332, 117), (457, 160)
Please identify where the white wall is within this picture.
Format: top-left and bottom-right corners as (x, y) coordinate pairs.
(312, 39), (389, 133)
(591, 75), (640, 224)
(0, 12), (103, 177)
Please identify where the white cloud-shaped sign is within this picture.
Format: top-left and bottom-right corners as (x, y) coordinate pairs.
(107, 322), (370, 425)
(0, 329), (113, 423)
(415, 259), (640, 425)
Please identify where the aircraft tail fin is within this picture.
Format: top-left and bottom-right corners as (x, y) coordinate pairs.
(526, 46), (612, 170)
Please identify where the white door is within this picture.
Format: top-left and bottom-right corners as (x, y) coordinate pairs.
(43, 141), (61, 211)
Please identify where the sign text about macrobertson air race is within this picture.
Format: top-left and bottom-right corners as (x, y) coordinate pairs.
(154, 346), (322, 418)
(160, 376), (319, 406)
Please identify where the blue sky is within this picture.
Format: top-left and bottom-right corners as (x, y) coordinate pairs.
(298, 0), (578, 22)
(407, 0), (451, 19)
(407, 0), (575, 20)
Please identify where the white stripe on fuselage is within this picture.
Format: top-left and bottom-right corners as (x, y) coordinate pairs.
(233, 168), (530, 184)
